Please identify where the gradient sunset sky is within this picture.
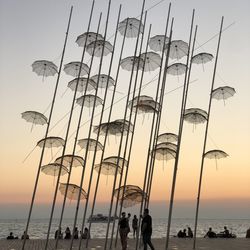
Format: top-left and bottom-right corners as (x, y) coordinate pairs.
(0, 0), (249, 219)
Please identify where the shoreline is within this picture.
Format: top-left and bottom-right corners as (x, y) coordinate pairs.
(0, 238), (249, 250)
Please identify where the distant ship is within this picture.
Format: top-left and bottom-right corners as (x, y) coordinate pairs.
(87, 213), (118, 223)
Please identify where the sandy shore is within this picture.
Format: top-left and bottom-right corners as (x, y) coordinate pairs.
(0, 238), (249, 250)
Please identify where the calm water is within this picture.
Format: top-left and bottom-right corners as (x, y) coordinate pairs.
(0, 218), (249, 239)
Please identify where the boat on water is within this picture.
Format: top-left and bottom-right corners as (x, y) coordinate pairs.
(87, 213), (118, 223)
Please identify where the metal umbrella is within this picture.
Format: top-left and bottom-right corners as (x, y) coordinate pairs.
(21, 111), (48, 132)
(86, 40), (113, 57)
(64, 61), (90, 77)
(120, 56), (144, 71)
(31, 60), (57, 81)
(76, 32), (104, 47)
(157, 132), (178, 143)
(184, 109), (207, 126)
(167, 63), (187, 76)
(155, 142), (178, 152)
(94, 162), (122, 175)
(185, 108), (208, 118)
(192, 52), (214, 71)
(118, 17), (144, 38)
(78, 138), (103, 152)
(37, 136), (65, 159)
(91, 74), (115, 88)
(103, 156), (128, 168)
(140, 51), (161, 72)
(114, 184), (142, 199)
(59, 183), (87, 201)
(54, 155), (85, 168)
(128, 95), (154, 107)
(67, 77), (96, 93)
(153, 147), (176, 161)
(212, 86), (236, 105)
(76, 94), (103, 108)
(204, 149), (229, 169)
(166, 40), (189, 60)
(149, 35), (169, 52)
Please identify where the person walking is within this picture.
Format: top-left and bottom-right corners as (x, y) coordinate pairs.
(132, 215), (138, 238)
(141, 208), (155, 250)
(118, 212), (129, 250)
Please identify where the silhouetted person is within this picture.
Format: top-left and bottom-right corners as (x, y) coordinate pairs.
(187, 227), (193, 238)
(81, 227), (90, 239)
(246, 227), (250, 238)
(177, 229), (186, 238)
(204, 227), (217, 238)
(132, 215), (138, 238)
(127, 213), (131, 234)
(6, 232), (14, 240)
(54, 227), (63, 239)
(118, 212), (129, 250)
(21, 231), (29, 240)
(73, 227), (79, 239)
(64, 227), (71, 239)
(223, 226), (230, 237)
(141, 208), (155, 250)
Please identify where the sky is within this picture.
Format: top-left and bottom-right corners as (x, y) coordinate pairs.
(0, 0), (250, 220)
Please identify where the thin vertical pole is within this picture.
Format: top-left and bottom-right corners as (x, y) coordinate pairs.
(193, 16), (224, 249)
(77, 5), (122, 250)
(69, 0), (113, 249)
(21, 6), (73, 250)
(165, 10), (195, 250)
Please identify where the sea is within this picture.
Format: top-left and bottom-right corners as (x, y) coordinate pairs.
(0, 218), (249, 239)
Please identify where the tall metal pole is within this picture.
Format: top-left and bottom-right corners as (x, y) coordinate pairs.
(54, 1), (97, 249)
(193, 16), (224, 249)
(21, 6), (73, 250)
(165, 10), (195, 250)
(69, 0), (113, 249)
(77, 5), (122, 250)
(85, 17), (129, 249)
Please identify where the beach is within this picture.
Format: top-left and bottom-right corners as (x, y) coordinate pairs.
(0, 238), (249, 250)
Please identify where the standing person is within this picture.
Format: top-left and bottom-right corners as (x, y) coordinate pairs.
(127, 213), (131, 235)
(132, 215), (138, 238)
(54, 227), (63, 239)
(73, 227), (79, 239)
(118, 212), (129, 250)
(187, 227), (193, 238)
(64, 227), (71, 239)
(141, 208), (155, 250)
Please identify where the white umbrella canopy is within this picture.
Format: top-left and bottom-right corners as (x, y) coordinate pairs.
(149, 35), (169, 52)
(103, 156), (128, 168)
(120, 56), (144, 71)
(140, 51), (161, 72)
(86, 40), (113, 57)
(64, 61), (89, 77)
(21, 111), (48, 131)
(212, 86), (236, 105)
(90, 74), (115, 88)
(78, 138), (103, 151)
(185, 108), (208, 119)
(59, 183), (87, 201)
(128, 95), (154, 108)
(76, 94), (103, 108)
(37, 136), (65, 148)
(192, 52), (214, 64)
(118, 17), (144, 38)
(54, 154), (85, 168)
(67, 77), (96, 93)
(204, 149), (229, 169)
(31, 60), (58, 80)
(155, 142), (178, 152)
(75, 32), (104, 47)
(94, 162), (122, 175)
(41, 163), (68, 177)
(166, 40), (189, 60)
(167, 63), (187, 76)
(157, 133), (178, 143)
(154, 147), (177, 161)
(114, 184), (142, 199)
(183, 112), (207, 125)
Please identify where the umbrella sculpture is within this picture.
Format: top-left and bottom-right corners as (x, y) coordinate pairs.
(37, 136), (65, 159)
(153, 146), (177, 161)
(128, 95), (154, 107)
(212, 86), (236, 105)
(67, 77), (96, 93)
(192, 52), (214, 71)
(21, 111), (48, 132)
(185, 108), (208, 118)
(149, 35), (169, 52)
(157, 132), (178, 143)
(140, 52), (161, 72)
(31, 60), (58, 81)
(75, 32), (104, 47)
(54, 155), (85, 168)
(114, 185), (142, 199)
(120, 56), (144, 71)
(204, 149), (229, 169)
(118, 17), (144, 38)
(86, 40), (113, 57)
(78, 138), (103, 152)
(103, 156), (128, 168)
(59, 183), (87, 201)
(91, 74), (115, 89)
(64, 61), (90, 77)
(184, 108), (208, 131)
(155, 142), (178, 152)
(167, 40), (189, 60)
(167, 63), (187, 82)
(76, 94), (103, 108)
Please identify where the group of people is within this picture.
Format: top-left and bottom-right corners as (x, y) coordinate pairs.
(118, 208), (155, 250)
(54, 226), (90, 240)
(177, 227), (194, 238)
(6, 231), (29, 240)
(204, 226), (236, 238)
